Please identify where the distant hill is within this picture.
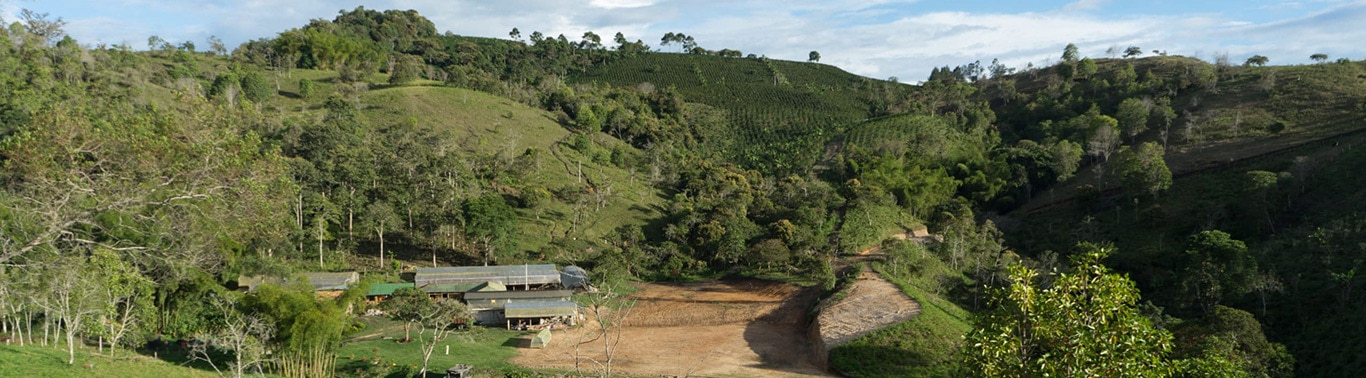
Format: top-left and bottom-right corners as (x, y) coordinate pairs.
(571, 53), (907, 174)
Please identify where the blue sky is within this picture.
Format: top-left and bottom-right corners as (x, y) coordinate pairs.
(10, 0), (1366, 81)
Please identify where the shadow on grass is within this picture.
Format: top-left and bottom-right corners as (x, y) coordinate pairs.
(132, 340), (224, 375)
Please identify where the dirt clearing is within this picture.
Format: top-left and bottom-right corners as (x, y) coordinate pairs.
(511, 278), (831, 377)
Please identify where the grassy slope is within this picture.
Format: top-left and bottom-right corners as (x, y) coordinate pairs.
(356, 83), (666, 256)
(0, 344), (218, 378)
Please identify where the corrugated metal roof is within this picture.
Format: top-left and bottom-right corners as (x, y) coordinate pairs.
(414, 265), (561, 287)
(366, 283), (413, 297)
(464, 290), (573, 301)
(505, 301), (578, 318)
(303, 272), (359, 291)
(420, 281), (507, 293)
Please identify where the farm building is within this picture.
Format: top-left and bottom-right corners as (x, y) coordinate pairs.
(560, 266), (594, 292)
(505, 301), (579, 330)
(463, 290), (574, 324)
(420, 281), (507, 299)
(365, 282), (414, 304)
(414, 265), (561, 290)
(237, 272), (360, 297)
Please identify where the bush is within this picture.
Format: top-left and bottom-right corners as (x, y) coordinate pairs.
(239, 71), (273, 102)
(298, 78), (315, 99)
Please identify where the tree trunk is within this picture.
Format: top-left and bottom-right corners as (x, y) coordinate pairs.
(378, 227), (385, 270)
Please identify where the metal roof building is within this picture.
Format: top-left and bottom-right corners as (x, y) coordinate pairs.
(420, 281), (506, 294)
(464, 290), (573, 310)
(303, 272), (360, 291)
(238, 272), (359, 292)
(505, 301), (578, 319)
(366, 283), (414, 297)
(414, 265), (561, 287)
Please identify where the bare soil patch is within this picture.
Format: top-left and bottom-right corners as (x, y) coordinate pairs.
(814, 269), (921, 350)
(511, 278), (831, 377)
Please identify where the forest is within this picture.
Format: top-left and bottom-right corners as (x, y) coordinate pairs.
(1, 6), (1365, 378)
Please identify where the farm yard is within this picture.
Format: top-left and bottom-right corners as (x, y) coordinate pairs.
(511, 278), (831, 377)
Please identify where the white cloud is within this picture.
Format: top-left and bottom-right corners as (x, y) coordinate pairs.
(589, 0), (656, 9)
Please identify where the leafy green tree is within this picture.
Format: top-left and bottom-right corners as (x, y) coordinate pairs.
(208, 72), (241, 104)
(1181, 230), (1256, 313)
(1174, 306), (1294, 378)
(243, 284), (346, 378)
(509, 27), (521, 41)
(1245, 55), (1269, 67)
(463, 194), (517, 265)
(1124, 45), (1144, 58)
(387, 54), (422, 85)
(1117, 97), (1152, 141)
(380, 286), (430, 342)
(1062, 43), (1080, 64)
(239, 70), (273, 102)
(1310, 53), (1328, 63)
(964, 243), (1177, 377)
(808, 50), (820, 63)
(1077, 57), (1098, 79)
(1115, 142), (1172, 199)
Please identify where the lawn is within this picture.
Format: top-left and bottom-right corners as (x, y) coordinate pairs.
(0, 343), (218, 378)
(336, 316), (542, 377)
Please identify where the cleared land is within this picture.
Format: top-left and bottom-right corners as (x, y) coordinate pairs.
(815, 269), (922, 351)
(512, 278), (830, 377)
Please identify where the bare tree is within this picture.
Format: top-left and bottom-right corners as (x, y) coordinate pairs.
(415, 299), (468, 376)
(571, 288), (636, 377)
(187, 295), (274, 378)
(19, 9), (68, 46)
(1087, 124), (1122, 177)
(39, 260), (102, 365)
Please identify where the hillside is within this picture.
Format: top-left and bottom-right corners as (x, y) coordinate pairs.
(572, 53), (906, 174)
(3, 6), (1366, 378)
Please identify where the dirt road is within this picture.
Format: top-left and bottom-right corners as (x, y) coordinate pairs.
(511, 278), (831, 377)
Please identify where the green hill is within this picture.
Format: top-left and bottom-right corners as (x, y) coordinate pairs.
(572, 53), (904, 174)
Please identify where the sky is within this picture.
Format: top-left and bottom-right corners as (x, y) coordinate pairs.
(8, 0), (1366, 82)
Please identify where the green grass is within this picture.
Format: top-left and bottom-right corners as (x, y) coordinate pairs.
(356, 85), (666, 259)
(0, 343), (218, 378)
(337, 317), (537, 377)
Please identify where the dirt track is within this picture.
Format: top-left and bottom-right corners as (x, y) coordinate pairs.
(511, 278), (831, 377)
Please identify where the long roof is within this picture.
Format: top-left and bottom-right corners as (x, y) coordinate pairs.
(414, 265), (561, 286)
(303, 272), (359, 291)
(366, 283), (414, 297)
(505, 301), (578, 318)
(420, 281), (506, 294)
(464, 290), (573, 301)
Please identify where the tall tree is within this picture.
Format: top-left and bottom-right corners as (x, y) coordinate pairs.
(964, 243), (1178, 377)
(1115, 142), (1172, 199)
(808, 50), (821, 63)
(463, 194), (517, 265)
(362, 201), (402, 270)
(1181, 230), (1256, 313)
